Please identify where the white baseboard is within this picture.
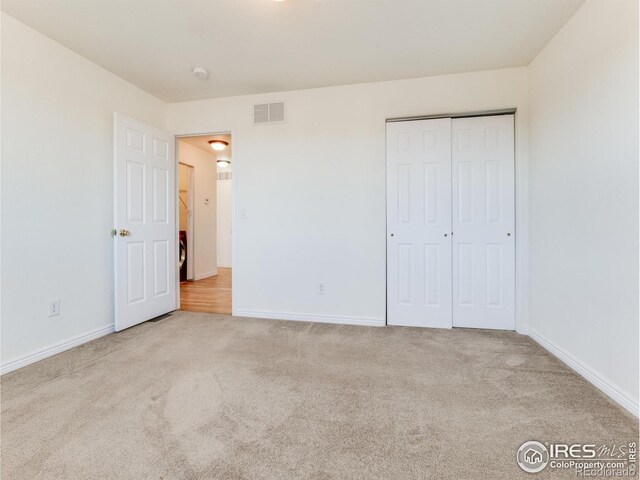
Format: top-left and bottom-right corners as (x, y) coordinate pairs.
(217, 263), (232, 269)
(0, 324), (115, 376)
(528, 327), (639, 418)
(194, 270), (217, 281)
(234, 309), (385, 327)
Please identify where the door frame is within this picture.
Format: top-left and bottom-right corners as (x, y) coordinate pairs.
(385, 109), (528, 333)
(178, 162), (195, 280)
(174, 130), (236, 313)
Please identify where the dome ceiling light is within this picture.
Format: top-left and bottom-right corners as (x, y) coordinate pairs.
(208, 140), (229, 151)
(217, 158), (231, 168)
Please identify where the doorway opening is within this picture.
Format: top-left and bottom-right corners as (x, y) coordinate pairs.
(176, 133), (232, 314)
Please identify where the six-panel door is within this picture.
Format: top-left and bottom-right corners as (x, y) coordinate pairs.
(452, 115), (515, 330)
(387, 114), (515, 330)
(114, 113), (176, 331)
(387, 118), (453, 328)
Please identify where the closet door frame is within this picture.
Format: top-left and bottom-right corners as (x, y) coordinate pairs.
(385, 109), (524, 332)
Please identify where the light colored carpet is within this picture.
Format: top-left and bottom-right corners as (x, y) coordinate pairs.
(1, 312), (637, 479)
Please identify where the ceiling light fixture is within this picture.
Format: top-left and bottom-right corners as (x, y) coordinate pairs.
(217, 159), (231, 168)
(192, 67), (209, 79)
(208, 140), (228, 151)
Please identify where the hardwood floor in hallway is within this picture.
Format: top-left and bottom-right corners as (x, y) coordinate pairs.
(180, 267), (231, 314)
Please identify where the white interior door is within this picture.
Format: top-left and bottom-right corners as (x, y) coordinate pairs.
(114, 113), (176, 331)
(452, 114), (515, 330)
(387, 118), (452, 328)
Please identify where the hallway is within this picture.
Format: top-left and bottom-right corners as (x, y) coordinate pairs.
(180, 268), (231, 314)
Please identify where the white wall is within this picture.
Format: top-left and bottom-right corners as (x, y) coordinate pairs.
(217, 165), (233, 268)
(0, 14), (167, 369)
(167, 68), (530, 326)
(528, 0), (639, 414)
(177, 140), (217, 280)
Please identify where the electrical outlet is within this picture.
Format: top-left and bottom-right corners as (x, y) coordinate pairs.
(317, 282), (326, 295)
(49, 299), (60, 317)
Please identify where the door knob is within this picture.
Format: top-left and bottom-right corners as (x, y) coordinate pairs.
(119, 229), (131, 237)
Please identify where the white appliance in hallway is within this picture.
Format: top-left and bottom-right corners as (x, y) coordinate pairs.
(114, 113), (177, 331)
(386, 114), (515, 330)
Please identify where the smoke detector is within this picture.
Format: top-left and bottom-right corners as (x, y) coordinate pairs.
(192, 67), (209, 80)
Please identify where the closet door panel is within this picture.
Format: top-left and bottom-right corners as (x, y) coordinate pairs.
(387, 118), (452, 328)
(452, 115), (515, 330)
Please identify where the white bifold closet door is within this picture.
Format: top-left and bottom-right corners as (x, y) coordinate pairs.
(387, 118), (452, 328)
(387, 114), (515, 330)
(452, 115), (515, 330)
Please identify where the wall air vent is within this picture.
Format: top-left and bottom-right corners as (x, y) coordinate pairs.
(253, 102), (286, 125)
(217, 171), (232, 181)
